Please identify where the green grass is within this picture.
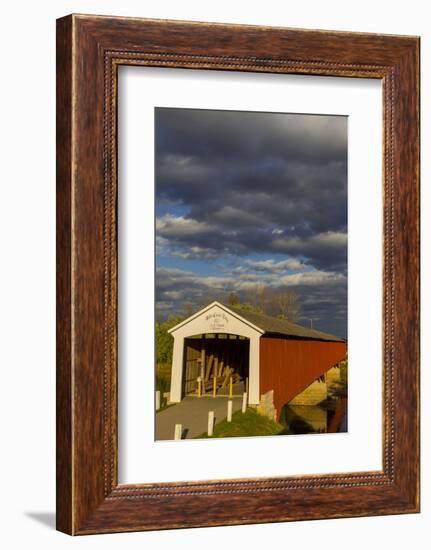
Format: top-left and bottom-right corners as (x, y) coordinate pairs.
(195, 407), (283, 439)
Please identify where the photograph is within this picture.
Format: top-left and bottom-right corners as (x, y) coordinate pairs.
(154, 107), (348, 440)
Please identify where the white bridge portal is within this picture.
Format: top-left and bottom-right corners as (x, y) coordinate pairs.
(168, 302), (263, 405)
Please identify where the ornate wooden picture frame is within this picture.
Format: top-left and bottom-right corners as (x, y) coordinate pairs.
(56, 14), (420, 535)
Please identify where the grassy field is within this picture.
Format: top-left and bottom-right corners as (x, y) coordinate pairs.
(195, 407), (283, 438)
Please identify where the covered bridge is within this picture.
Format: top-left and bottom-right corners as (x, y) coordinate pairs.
(168, 301), (346, 415)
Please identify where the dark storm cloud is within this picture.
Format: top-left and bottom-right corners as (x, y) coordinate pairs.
(155, 107), (348, 336)
(158, 156), (347, 234)
(156, 108), (347, 271)
(156, 108), (347, 165)
(157, 217), (347, 272)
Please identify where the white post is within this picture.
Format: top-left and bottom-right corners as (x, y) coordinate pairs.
(248, 334), (261, 405)
(155, 390), (161, 411)
(242, 392), (247, 413)
(208, 411), (215, 436)
(227, 400), (233, 422)
(174, 424), (182, 440)
(170, 335), (185, 403)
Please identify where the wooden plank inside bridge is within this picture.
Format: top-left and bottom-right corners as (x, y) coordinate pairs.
(182, 334), (249, 396)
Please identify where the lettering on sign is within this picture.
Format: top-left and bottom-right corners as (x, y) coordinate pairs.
(205, 312), (229, 331)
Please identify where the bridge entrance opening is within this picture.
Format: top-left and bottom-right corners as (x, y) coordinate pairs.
(182, 333), (250, 397)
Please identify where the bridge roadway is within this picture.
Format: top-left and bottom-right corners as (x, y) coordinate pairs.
(155, 395), (243, 440)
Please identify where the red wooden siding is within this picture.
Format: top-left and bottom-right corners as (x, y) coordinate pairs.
(260, 337), (347, 415)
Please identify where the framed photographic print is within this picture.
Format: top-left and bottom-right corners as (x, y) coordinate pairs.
(56, 14), (420, 534)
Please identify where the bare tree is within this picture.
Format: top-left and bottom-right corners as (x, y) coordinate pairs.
(218, 284), (302, 324)
(227, 292), (240, 306)
(244, 283), (268, 313)
(255, 283), (268, 312)
(273, 289), (302, 323)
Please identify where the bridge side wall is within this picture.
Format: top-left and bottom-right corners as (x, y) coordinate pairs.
(259, 337), (347, 416)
